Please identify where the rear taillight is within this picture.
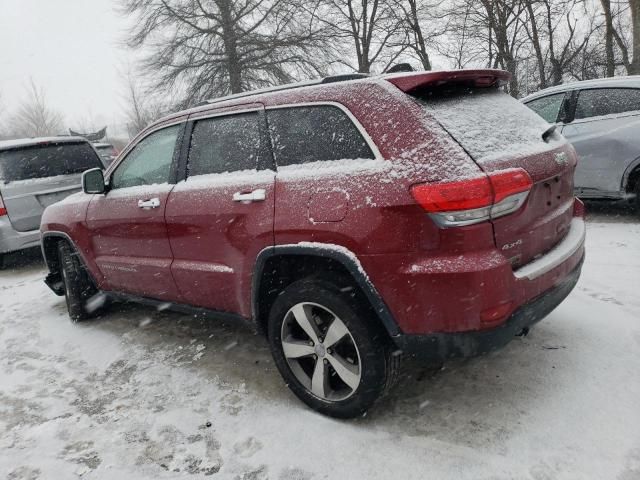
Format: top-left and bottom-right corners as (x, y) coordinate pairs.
(411, 168), (533, 227)
(0, 193), (6, 217)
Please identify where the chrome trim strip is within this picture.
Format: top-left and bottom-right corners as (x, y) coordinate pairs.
(264, 102), (384, 161)
(514, 218), (586, 281)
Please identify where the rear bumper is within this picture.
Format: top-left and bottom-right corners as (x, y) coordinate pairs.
(0, 217), (41, 254)
(393, 254), (583, 361)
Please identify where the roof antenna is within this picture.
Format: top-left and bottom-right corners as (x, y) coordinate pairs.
(385, 63), (414, 74)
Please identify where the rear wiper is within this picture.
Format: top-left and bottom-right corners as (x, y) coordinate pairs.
(542, 124), (557, 143)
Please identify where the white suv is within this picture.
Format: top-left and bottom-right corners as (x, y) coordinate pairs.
(523, 76), (640, 211)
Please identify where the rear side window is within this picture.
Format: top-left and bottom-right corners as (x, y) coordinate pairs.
(420, 88), (554, 163)
(267, 105), (374, 166)
(525, 93), (566, 123)
(574, 88), (640, 120)
(187, 112), (261, 177)
(0, 142), (103, 183)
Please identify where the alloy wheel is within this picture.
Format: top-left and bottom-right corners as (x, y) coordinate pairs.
(280, 302), (362, 401)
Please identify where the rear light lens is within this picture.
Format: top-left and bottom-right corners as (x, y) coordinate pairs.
(411, 168), (533, 227)
(573, 198), (586, 218)
(0, 193), (6, 217)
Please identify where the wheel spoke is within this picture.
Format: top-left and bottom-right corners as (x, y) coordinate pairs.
(290, 304), (320, 344)
(311, 359), (328, 398)
(323, 317), (349, 348)
(327, 353), (360, 390)
(282, 339), (315, 359)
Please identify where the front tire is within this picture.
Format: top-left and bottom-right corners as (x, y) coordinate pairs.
(58, 241), (99, 322)
(267, 278), (398, 418)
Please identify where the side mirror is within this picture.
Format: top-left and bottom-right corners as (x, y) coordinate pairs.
(82, 168), (106, 194)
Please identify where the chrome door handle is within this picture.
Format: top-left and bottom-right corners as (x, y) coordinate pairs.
(138, 197), (160, 209)
(232, 189), (266, 202)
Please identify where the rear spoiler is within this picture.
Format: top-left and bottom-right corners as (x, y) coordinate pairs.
(384, 69), (511, 94)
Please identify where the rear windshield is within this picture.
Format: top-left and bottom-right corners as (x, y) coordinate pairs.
(419, 88), (558, 163)
(0, 142), (103, 182)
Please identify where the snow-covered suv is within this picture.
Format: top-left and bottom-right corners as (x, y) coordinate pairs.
(40, 69), (586, 418)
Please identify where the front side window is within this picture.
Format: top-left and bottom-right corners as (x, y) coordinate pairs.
(574, 88), (640, 120)
(111, 125), (180, 189)
(525, 93), (566, 123)
(187, 112), (261, 177)
(267, 105), (374, 166)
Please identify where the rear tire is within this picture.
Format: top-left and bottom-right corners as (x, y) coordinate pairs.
(267, 278), (399, 418)
(58, 241), (100, 322)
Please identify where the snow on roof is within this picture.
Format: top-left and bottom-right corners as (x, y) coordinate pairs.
(155, 69), (510, 126)
(0, 136), (88, 151)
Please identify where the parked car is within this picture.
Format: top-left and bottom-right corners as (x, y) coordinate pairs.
(92, 142), (118, 167)
(522, 76), (640, 209)
(40, 69), (586, 418)
(0, 136), (104, 267)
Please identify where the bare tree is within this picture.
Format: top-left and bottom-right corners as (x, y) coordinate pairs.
(599, 0), (617, 76)
(9, 80), (64, 138)
(443, 0), (530, 96)
(314, 0), (403, 73)
(630, 0), (640, 73)
(437, 1), (488, 68)
(124, 74), (169, 138)
(524, 0), (591, 88)
(392, 0), (448, 70)
(122, 0), (333, 105)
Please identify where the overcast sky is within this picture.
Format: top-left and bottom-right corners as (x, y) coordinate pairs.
(0, 0), (134, 136)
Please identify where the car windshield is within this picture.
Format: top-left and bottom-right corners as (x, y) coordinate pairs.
(0, 142), (103, 182)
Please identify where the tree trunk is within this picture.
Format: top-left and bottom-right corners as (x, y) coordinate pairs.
(219, 0), (243, 93)
(600, 0), (616, 77)
(526, 0), (547, 89)
(408, 0), (432, 70)
(630, 0), (640, 74)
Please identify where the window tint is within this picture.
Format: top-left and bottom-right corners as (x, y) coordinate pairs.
(267, 106), (374, 166)
(525, 93), (566, 123)
(111, 125), (180, 189)
(0, 143), (103, 182)
(575, 88), (640, 120)
(187, 112), (260, 177)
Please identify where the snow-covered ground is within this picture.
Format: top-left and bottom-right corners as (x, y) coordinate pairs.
(1, 205), (639, 480)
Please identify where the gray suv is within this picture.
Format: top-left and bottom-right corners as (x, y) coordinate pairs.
(523, 76), (640, 209)
(0, 137), (104, 266)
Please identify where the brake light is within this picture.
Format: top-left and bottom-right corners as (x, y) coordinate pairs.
(0, 193), (6, 217)
(411, 168), (533, 227)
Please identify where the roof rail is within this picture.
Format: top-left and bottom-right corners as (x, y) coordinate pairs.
(321, 73), (370, 84)
(202, 73), (372, 106)
(204, 79), (323, 106)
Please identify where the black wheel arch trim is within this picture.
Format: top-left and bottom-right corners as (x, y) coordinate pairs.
(252, 245), (401, 338)
(621, 156), (640, 192)
(41, 231), (97, 295)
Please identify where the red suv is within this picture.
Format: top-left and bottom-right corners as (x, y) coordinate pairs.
(41, 70), (586, 418)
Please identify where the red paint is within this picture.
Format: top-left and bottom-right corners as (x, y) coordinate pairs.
(41, 69), (585, 338)
(165, 171), (275, 316)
